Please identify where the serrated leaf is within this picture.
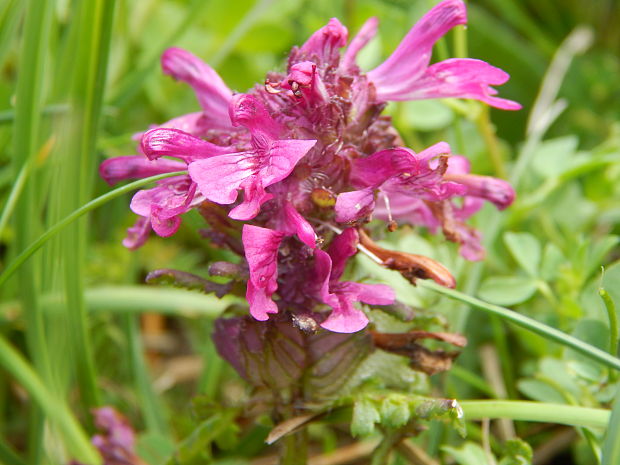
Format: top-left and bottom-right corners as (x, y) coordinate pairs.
(351, 398), (381, 437)
(478, 276), (537, 305)
(504, 232), (541, 277)
(379, 395), (411, 428)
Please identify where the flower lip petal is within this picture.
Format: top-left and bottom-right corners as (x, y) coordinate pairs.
(99, 156), (186, 185)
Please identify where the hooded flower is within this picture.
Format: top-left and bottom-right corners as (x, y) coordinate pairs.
(103, 0), (518, 333)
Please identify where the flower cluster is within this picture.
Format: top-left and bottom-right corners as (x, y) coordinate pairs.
(102, 0), (517, 333)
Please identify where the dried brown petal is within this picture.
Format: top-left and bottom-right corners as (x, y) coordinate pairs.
(358, 229), (456, 288)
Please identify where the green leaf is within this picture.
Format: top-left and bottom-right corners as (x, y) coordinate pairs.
(517, 379), (566, 404)
(540, 242), (565, 281)
(442, 442), (489, 465)
(478, 276), (538, 305)
(401, 100), (454, 131)
(136, 433), (175, 465)
(531, 136), (578, 177)
(498, 438), (533, 465)
(504, 232), (541, 277)
(379, 395), (411, 428)
(351, 398), (381, 437)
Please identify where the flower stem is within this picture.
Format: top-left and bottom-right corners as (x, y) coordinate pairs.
(459, 401), (609, 429)
(476, 105), (507, 179)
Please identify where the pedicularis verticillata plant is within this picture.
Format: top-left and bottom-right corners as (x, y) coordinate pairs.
(98, 0), (519, 460)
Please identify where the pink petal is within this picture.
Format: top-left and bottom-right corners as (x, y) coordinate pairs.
(381, 58), (522, 110)
(327, 228), (359, 280)
(320, 296), (369, 333)
(229, 94), (282, 139)
(229, 178), (273, 221)
(349, 148), (418, 188)
(367, 0), (467, 92)
(444, 173), (515, 210)
(161, 48), (233, 128)
(344, 282), (395, 306)
(246, 281), (279, 321)
(258, 139), (317, 186)
(243, 225), (285, 320)
(129, 177), (192, 217)
(188, 152), (255, 205)
(140, 128), (230, 162)
(156, 111), (212, 136)
(298, 18), (348, 64)
(334, 189), (375, 223)
(122, 216), (151, 250)
(342, 17), (379, 71)
(99, 156), (186, 185)
(282, 203), (317, 248)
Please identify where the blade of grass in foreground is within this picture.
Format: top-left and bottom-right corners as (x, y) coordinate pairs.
(52, 0), (117, 412)
(0, 171), (186, 288)
(0, 337), (101, 465)
(11, 0), (54, 461)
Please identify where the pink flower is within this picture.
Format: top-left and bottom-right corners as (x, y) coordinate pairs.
(365, 0), (521, 110)
(103, 0), (519, 332)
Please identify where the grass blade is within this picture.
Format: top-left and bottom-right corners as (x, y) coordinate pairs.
(0, 337), (101, 465)
(419, 280), (620, 372)
(0, 171), (186, 288)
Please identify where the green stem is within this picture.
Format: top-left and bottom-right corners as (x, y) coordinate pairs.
(419, 281), (620, 372)
(476, 105), (507, 179)
(0, 171), (186, 288)
(599, 287), (618, 357)
(459, 401), (609, 429)
(123, 314), (169, 435)
(370, 429), (401, 465)
(0, 337), (101, 465)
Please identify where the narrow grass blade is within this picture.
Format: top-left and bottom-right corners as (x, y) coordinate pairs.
(123, 314), (169, 435)
(602, 385), (620, 465)
(0, 337), (101, 465)
(419, 280), (620, 372)
(0, 171), (186, 288)
(10, 0), (54, 460)
(52, 0), (118, 412)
